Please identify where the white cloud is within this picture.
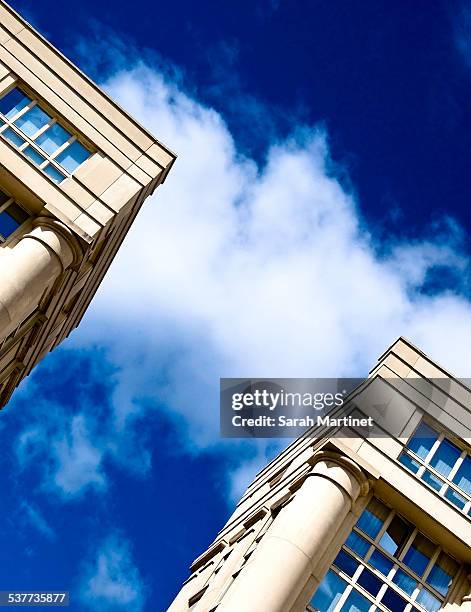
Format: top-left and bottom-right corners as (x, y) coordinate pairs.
(79, 533), (146, 611)
(13, 54), (471, 502)
(19, 501), (55, 541)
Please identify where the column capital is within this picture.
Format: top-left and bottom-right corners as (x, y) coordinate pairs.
(25, 217), (83, 270)
(308, 450), (370, 499)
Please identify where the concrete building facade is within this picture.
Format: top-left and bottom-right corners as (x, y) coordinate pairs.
(170, 338), (471, 612)
(0, 1), (175, 408)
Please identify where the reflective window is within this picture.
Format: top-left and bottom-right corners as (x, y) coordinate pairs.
(426, 553), (458, 596)
(403, 534), (435, 577)
(14, 105), (51, 137)
(0, 86), (92, 182)
(400, 421), (471, 516)
(453, 456), (471, 495)
(55, 140), (91, 173)
(307, 498), (460, 612)
(356, 498), (388, 539)
(310, 570), (346, 612)
(344, 532), (370, 558)
(0, 87), (29, 119)
(378, 515), (411, 556)
(0, 189), (29, 242)
(406, 422), (439, 459)
(333, 550), (359, 577)
(429, 439), (461, 478)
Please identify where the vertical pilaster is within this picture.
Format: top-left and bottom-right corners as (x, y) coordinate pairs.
(0, 217), (82, 340)
(217, 452), (370, 612)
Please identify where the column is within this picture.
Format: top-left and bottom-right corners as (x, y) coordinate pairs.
(218, 452), (369, 612)
(0, 217), (81, 341)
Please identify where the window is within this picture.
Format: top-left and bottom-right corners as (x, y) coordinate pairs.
(0, 86), (92, 183)
(399, 421), (471, 517)
(307, 498), (460, 612)
(0, 189), (28, 242)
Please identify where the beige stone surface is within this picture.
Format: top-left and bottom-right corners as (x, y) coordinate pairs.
(0, 0), (175, 407)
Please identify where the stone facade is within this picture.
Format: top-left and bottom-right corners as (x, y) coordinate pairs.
(170, 338), (471, 612)
(0, 0), (175, 407)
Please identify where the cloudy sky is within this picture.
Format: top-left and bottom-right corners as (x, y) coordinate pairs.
(2, 0), (471, 610)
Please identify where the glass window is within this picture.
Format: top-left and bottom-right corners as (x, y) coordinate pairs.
(402, 534), (435, 577)
(3, 127), (26, 147)
(415, 588), (441, 612)
(310, 500), (461, 612)
(421, 470), (444, 492)
(426, 553), (458, 596)
(380, 588), (408, 611)
(400, 422), (471, 518)
(43, 164), (66, 184)
(0, 202), (28, 240)
(333, 550), (359, 577)
(341, 589), (372, 611)
(356, 498), (389, 539)
(0, 87), (31, 119)
(23, 146), (47, 165)
(0, 86), (93, 180)
(453, 456), (471, 495)
(356, 568), (382, 596)
(399, 452), (421, 473)
(310, 570), (346, 612)
(392, 568), (418, 595)
(36, 122), (70, 155)
(407, 422), (439, 459)
(429, 439), (461, 478)
(344, 532), (370, 558)
(368, 550), (393, 576)
(14, 105), (51, 137)
(55, 140), (90, 172)
(444, 487), (467, 510)
(378, 515), (411, 556)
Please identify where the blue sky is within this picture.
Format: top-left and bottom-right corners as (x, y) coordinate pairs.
(2, 1), (471, 610)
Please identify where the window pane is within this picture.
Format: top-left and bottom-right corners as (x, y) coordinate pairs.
(333, 550), (359, 577)
(392, 568), (418, 595)
(356, 498), (389, 539)
(421, 470), (444, 492)
(452, 456), (471, 495)
(0, 87), (31, 119)
(14, 105), (51, 137)
(416, 588), (441, 612)
(356, 567), (383, 596)
(0, 204), (27, 238)
(5, 202), (28, 226)
(426, 553), (458, 596)
(368, 550), (393, 576)
(36, 122), (71, 155)
(345, 532), (370, 558)
(399, 452), (421, 473)
(43, 164), (66, 184)
(310, 569), (347, 612)
(380, 588), (408, 611)
(444, 486), (467, 510)
(378, 515), (412, 557)
(341, 589), (372, 611)
(403, 534), (436, 577)
(429, 439), (461, 477)
(23, 146), (47, 166)
(56, 140), (90, 172)
(406, 423), (439, 459)
(2, 127), (26, 147)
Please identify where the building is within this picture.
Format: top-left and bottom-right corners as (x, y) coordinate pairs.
(169, 337), (471, 611)
(0, 1), (175, 408)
